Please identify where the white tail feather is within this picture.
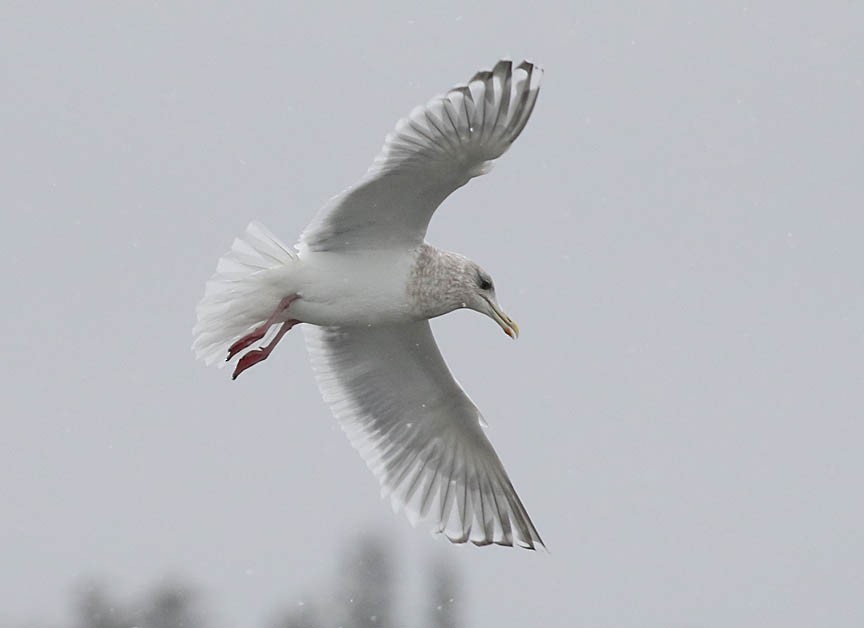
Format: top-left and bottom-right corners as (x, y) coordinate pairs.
(193, 222), (298, 366)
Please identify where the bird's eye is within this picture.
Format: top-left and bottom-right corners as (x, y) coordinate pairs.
(478, 278), (492, 291)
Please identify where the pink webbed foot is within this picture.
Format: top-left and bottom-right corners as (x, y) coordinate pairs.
(226, 294), (298, 363)
(227, 295), (301, 379)
(231, 347), (269, 380)
(231, 319), (299, 380)
(226, 326), (267, 362)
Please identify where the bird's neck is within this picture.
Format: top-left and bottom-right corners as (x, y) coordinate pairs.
(408, 244), (472, 319)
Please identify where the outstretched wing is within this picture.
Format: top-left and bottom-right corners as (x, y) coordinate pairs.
(304, 321), (544, 549)
(300, 60), (543, 252)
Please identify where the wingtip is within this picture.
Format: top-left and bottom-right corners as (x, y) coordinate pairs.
(469, 69), (494, 84)
(516, 59), (544, 87)
(492, 59), (513, 74)
(469, 59), (544, 87)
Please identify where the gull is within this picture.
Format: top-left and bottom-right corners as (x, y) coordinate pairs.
(193, 60), (544, 549)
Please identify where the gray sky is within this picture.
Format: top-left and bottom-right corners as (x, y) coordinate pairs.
(3, 2), (863, 627)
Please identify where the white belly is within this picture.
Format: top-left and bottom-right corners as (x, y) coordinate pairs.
(287, 248), (418, 326)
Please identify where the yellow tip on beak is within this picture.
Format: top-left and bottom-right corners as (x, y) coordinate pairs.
(504, 318), (519, 339)
(484, 295), (519, 339)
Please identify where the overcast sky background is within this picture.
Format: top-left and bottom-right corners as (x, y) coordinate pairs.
(3, 2), (863, 627)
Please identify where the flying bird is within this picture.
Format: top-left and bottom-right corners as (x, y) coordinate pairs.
(193, 60), (544, 549)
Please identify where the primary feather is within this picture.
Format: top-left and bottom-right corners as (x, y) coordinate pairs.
(305, 322), (544, 549)
(300, 60), (543, 252)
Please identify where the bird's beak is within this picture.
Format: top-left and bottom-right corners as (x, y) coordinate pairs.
(485, 297), (519, 339)
(503, 318), (520, 339)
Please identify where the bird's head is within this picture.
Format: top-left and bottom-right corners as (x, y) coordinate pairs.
(458, 263), (519, 339)
(410, 246), (519, 338)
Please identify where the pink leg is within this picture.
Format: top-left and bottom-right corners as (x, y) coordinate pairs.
(226, 295), (299, 362)
(232, 319), (299, 380)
